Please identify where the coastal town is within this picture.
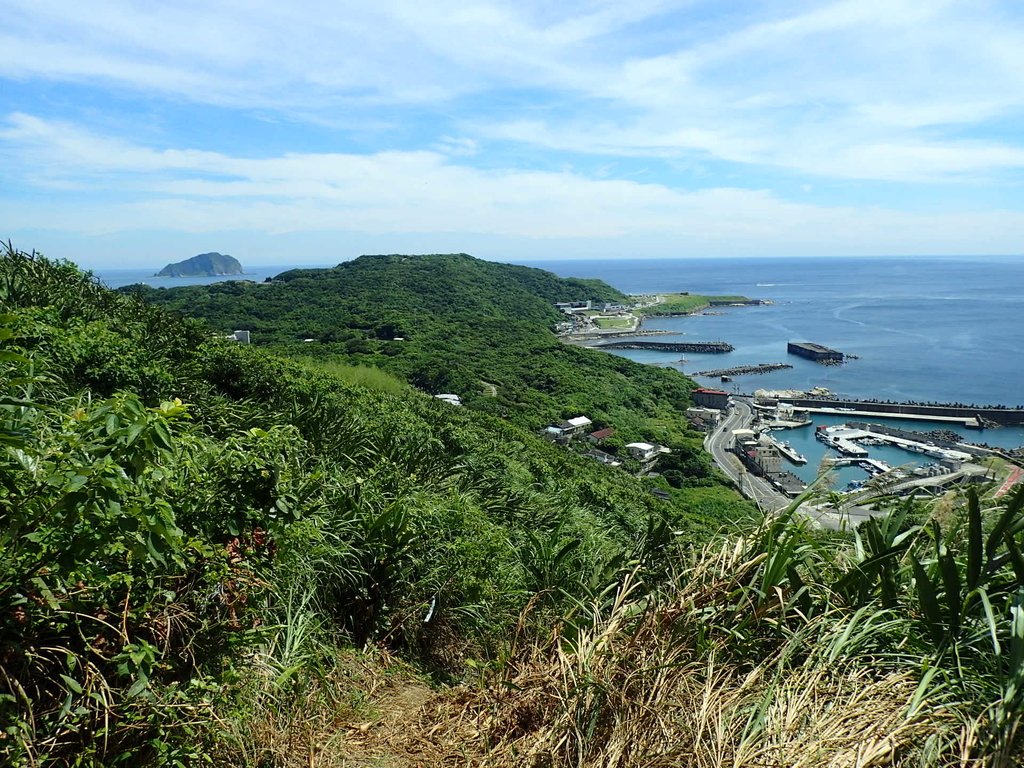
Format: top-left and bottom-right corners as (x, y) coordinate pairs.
(700, 387), (1024, 529)
(544, 291), (1024, 528)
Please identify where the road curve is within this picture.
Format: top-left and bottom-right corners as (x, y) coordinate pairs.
(704, 398), (789, 513)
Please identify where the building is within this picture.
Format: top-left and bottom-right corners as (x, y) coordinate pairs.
(626, 442), (671, 462)
(692, 388), (730, 409)
(587, 427), (616, 444)
(226, 330), (251, 344)
(434, 394), (462, 406)
(751, 438), (783, 474)
(563, 416), (593, 434)
(553, 300), (592, 314)
(585, 449), (623, 468)
(731, 429), (757, 451)
(787, 341), (844, 363)
(686, 407), (721, 424)
(545, 415), (593, 442)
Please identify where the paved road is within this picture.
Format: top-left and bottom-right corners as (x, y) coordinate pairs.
(704, 399), (952, 531)
(705, 398), (790, 513)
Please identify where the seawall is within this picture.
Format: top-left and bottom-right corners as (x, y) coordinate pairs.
(778, 397), (1024, 426)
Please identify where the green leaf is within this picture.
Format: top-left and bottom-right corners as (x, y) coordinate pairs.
(60, 674), (83, 695)
(977, 587), (1000, 655)
(938, 553), (961, 638)
(911, 556), (944, 646)
(126, 676), (149, 698)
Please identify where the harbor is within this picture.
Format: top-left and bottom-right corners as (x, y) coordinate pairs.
(729, 395), (1021, 494)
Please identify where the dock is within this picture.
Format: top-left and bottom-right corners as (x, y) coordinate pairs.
(748, 393), (1024, 426)
(775, 440), (807, 464)
(816, 425), (869, 457)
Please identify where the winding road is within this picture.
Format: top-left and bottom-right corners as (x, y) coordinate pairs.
(704, 398), (790, 513)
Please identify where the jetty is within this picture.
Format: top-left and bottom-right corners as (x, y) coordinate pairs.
(693, 362), (792, 377)
(816, 425), (869, 457)
(758, 396), (1024, 427)
(598, 340), (734, 354)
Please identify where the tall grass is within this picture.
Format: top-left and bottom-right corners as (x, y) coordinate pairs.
(293, 357), (410, 396)
(416, 488), (1024, 767)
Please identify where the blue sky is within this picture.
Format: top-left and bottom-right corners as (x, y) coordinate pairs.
(2, 0), (1024, 268)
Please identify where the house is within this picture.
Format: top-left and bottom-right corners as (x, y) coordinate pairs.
(751, 439), (782, 474)
(434, 394), (462, 406)
(686, 407), (721, 431)
(731, 429), (757, 447)
(226, 330), (251, 344)
(692, 388), (729, 409)
(585, 449), (623, 468)
(587, 427), (616, 444)
(626, 442), (671, 462)
(545, 415), (592, 442)
(566, 416), (592, 431)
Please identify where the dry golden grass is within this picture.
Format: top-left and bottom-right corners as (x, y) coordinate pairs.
(223, 526), (1018, 767)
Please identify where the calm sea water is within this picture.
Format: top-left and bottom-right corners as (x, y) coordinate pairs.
(521, 256), (1024, 462)
(522, 257), (1024, 408)
(96, 256), (1024, 461)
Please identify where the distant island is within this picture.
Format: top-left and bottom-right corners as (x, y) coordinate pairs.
(156, 252), (243, 277)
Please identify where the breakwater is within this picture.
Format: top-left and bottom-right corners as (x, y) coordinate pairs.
(598, 340), (734, 353)
(779, 397), (1024, 426)
(693, 363), (792, 377)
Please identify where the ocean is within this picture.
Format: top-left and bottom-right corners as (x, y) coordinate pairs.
(521, 256), (1024, 408)
(95, 255), (1024, 463)
(520, 256), (1024, 469)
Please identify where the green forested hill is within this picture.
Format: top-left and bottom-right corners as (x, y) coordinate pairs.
(129, 253), (718, 486)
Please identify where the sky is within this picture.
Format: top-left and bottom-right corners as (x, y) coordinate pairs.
(2, 0), (1024, 268)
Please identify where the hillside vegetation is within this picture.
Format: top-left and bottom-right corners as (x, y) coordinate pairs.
(129, 254), (709, 457)
(0, 246), (748, 764)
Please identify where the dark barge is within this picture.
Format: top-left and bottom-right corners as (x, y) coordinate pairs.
(787, 341), (844, 363)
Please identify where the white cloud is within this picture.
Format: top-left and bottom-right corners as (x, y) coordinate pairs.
(4, 114), (1024, 257)
(3, 0), (1024, 257)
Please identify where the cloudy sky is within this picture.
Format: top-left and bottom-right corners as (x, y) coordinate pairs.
(3, 0), (1024, 267)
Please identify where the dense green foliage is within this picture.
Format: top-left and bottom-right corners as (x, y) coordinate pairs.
(0, 247), (750, 764)
(128, 254), (718, 474)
